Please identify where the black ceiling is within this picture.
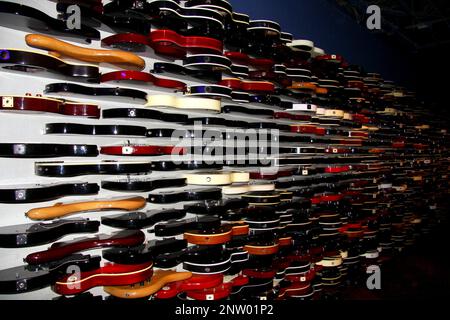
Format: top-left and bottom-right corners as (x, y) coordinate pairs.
(330, 0), (450, 52)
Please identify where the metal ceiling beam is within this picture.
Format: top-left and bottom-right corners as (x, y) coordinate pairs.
(418, 38), (450, 49)
(331, 0), (421, 49)
(404, 17), (450, 29)
(327, 0), (450, 51)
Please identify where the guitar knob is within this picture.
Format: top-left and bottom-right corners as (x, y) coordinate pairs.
(0, 49), (10, 60)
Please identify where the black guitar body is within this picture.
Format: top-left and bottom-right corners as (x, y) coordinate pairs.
(0, 49), (100, 81)
(0, 219), (100, 248)
(0, 1), (100, 43)
(0, 254), (101, 294)
(101, 209), (187, 229)
(0, 182), (99, 203)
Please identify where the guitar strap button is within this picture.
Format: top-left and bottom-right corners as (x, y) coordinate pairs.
(15, 189), (26, 200)
(13, 144), (26, 155)
(16, 234), (28, 246)
(16, 279), (28, 292)
(2, 96), (13, 108)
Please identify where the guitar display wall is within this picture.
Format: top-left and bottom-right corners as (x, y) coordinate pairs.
(0, 0), (448, 300)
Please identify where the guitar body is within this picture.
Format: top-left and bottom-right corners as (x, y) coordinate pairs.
(0, 182), (99, 204)
(184, 198), (248, 216)
(25, 34), (145, 70)
(0, 95), (100, 118)
(100, 145), (186, 156)
(154, 274), (224, 299)
(0, 254), (100, 294)
(146, 94), (222, 113)
(0, 143), (98, 158)
(25, 230), (145, 264)
(225, 52), (274, 68)
(150, 160), (223, 171)
(104, 270), (192, 299)
(183, 54), (231, 72)
(44, 123), (147, 137)
(101, 177), (186, 193)
(186, 276), (249, 300)
(151, 216), (221, 237)
(103, 239), (188, 265)
(148, 188), (222, 204)
(153, 62), (222, 82)
(0, 49), (100, 82)
(0, 1), (100, 42)
(102, 33), (151, 53)
(35, 161), (153, 177)
(26, 196), (147, 220)
(186, 283), (232, 300)
(0, 219), (99, 248)
(53, 262), (154, 295)
(103, 29), (223, 58)
(102, 209), (187, 229)
(184, 225), (237, 245)
(277, 282), (313, 299)
(146, 2), (224, 39)
(185, 85), (232, 99)
(103, 108), (188, 123)
(44, 83), (148, 104)
(100, 70), (186, 90)
(219, 78), (275, 93)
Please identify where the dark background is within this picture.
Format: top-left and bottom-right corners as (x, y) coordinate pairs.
(229, 0), (450, 113)
(228, 0), (450, 300)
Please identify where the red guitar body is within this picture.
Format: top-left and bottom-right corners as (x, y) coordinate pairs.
(102, 30), (223, 59)
(154, 274), (224, 299)
(0, 95), (100, 118)
(26, 230), (145, 264)
(100, 70), (186, 90)
(186, 275), (249, 300)
(53, 262), (154, 295)
(224, 52), (274, 69)
(100, 145), (186, 156)
(219, 79), (275, 93)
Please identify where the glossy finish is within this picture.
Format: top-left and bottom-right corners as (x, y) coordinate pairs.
(101, 177), (186, 193)
(102, 209), (187, 230)
(0, 143), (98, 158)
(26, 196), (146, 220)
(154, 274), (224, 299)
(100, 145), (186, 156)
(25, 34), (145, 70)
(103, 29), (223, 57)
(0, 182), (99, 203)
(0, 49), (100, 81)
(0, 254), (101, 294)
(25, 230), (146, 264)
(0, 1), (100, 42)
(0, 219), (99, 248)
(44, 83), (148, 104)
(100, 70), (186, 90)
(35, 161), (153, 177)
(0, 95), (100, 118)
(53, 262), (153, 295)
(103, 239), (187, 265)
(104, 270), (192, 299)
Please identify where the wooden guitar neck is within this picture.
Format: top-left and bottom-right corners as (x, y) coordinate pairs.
(25, 34), (145, 70)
